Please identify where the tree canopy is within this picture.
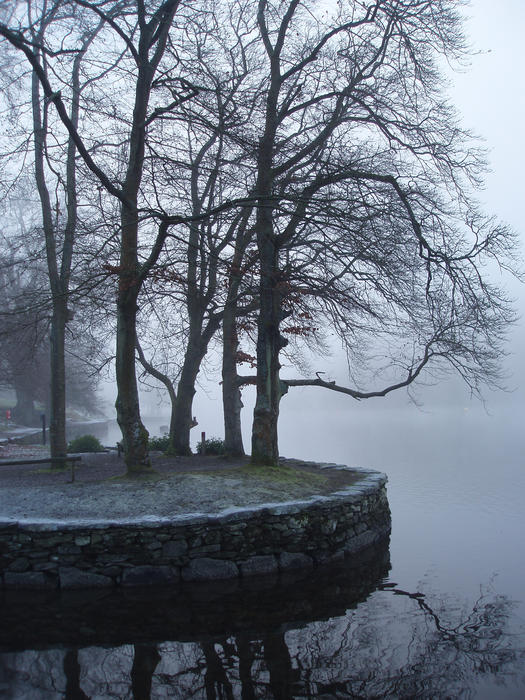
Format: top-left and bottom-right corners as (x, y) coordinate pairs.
(0, 0), (518, 469)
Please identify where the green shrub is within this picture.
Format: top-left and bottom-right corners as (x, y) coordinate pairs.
(148, 434), (171, 451)
(196, 436), (225, 455)
(67, 434), (104, 453)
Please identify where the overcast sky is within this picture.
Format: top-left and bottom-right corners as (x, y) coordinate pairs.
(453, 0), (524, 240)
(450, 0), (525, 389)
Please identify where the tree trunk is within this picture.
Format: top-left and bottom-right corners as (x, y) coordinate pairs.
(115, 56), (155, 473)
(202, 642), (234, 700)
(250, 251), (284, 466)
(112, 4), (183, 473)
(49, 302), (67, 459)
(169, 339), (207, 455)
(116, 282), (150, 472)
(221, 207), (253, 458)
(236, 635), (256, 700)
(63, 649), (89, 700)
(136, 335), (177, 448)
(263, 632), (294, 700)
(250, 31), (284, 465)
(251, 119), (284, 465)
(136, 331), (206, 457)
(222, 303), (245, 456)
(31, 59), (69, 461)
(131, 645), (161, 700)
(169, 381), (196, 455)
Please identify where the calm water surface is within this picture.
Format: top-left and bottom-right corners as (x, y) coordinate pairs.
(1, 406), (524, 698)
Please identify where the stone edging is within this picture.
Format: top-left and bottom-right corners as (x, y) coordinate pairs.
(0, 461), (391, 589)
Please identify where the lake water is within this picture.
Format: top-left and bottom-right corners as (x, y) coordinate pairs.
(1, 402), (524, 698)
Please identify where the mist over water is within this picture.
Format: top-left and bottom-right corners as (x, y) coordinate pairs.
(280, 386), (525, 597)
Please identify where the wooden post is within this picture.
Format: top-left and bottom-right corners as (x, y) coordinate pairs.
(201, 431), (206, 455)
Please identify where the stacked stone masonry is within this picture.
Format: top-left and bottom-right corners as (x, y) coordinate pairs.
(0, 462), (391, 588)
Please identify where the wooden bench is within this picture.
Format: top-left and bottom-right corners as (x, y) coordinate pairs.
(0, 456), (82, 481)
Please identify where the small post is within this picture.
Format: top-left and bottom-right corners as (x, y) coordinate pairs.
(201, 431), (206, 455)
(41, 414), (46, 445)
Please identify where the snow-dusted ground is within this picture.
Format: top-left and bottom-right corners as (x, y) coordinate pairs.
(0, 445), (370, 526)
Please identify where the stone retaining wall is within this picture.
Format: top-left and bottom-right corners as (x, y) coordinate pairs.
(0, 463), (390, 589)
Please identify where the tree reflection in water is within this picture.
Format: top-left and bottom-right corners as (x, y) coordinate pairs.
(131, 645), (162, 700)
(0, 542), (523, 698)
(63, 649), (89, 700)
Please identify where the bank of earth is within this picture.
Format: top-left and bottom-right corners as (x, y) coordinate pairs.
(0, 452), (391, 589)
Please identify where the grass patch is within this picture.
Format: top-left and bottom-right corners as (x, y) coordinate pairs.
(189, 461), (363, 497)
(191, 462), (330, 491)
(240, 463), (327, 486)
(106, 469), (161, 483)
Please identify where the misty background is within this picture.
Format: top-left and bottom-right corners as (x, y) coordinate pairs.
(106, 0), (525, 466)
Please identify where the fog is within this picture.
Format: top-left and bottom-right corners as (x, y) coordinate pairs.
(94, 0), (525, 463)
(187, 0), (525, 461)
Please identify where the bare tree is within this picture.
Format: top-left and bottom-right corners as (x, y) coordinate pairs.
(242, 0), (518, 464)
(134, 0), (518, 463)
(0, 256), (48, 425)
(134, 3), (260, 456)
(1, 0), (518, 472)
(0, 231), (103, 426)
(0, 0), (197, 471)
(0, 3), (104, 458)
